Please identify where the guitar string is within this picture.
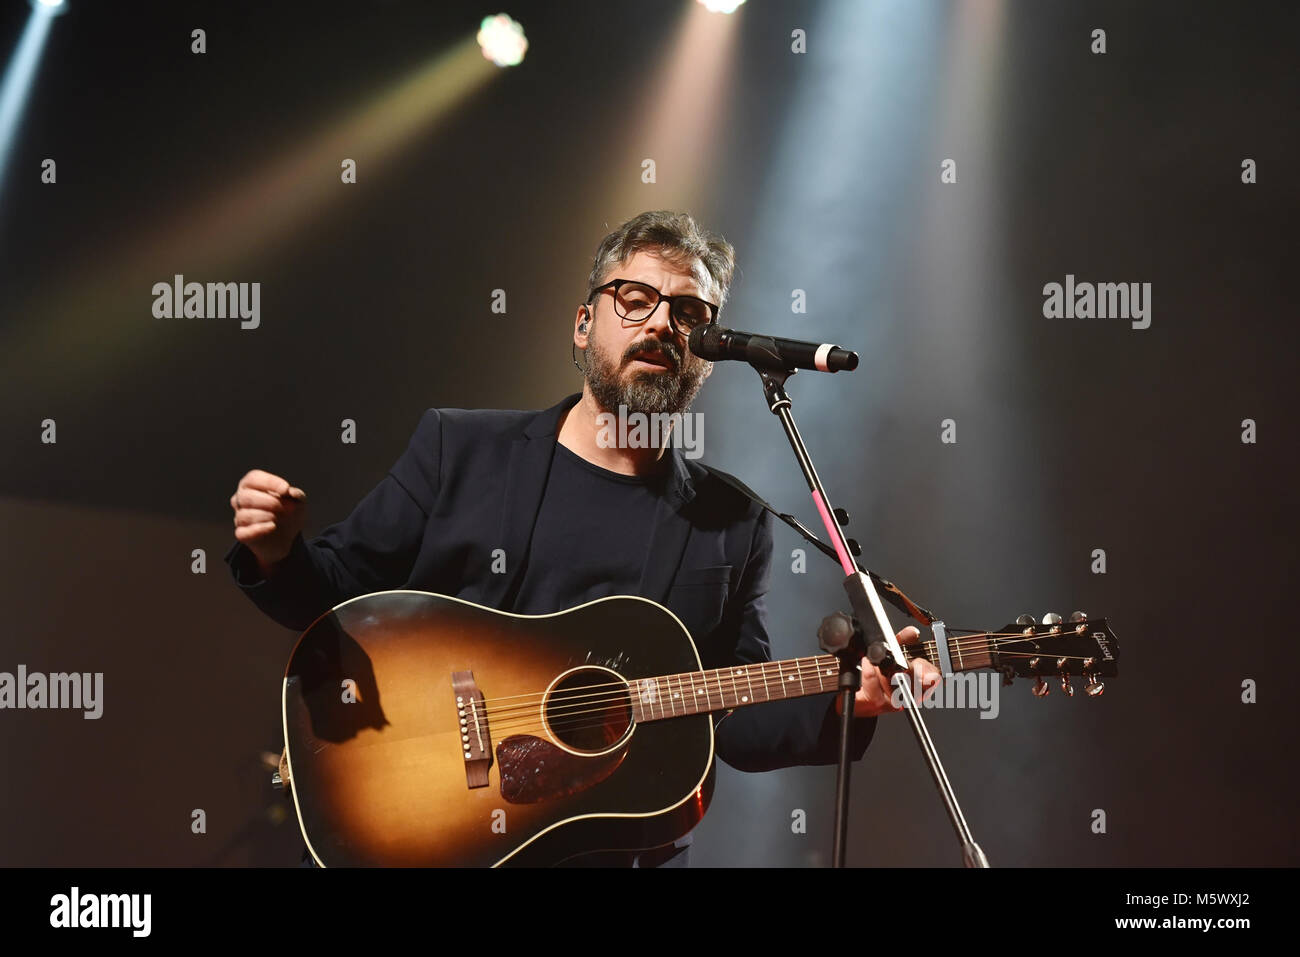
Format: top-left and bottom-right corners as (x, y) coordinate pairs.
(469, 628), (1106, 715)
(473, 646), (1108, 726)
(470, 627), (1086, 711)
(471, 650), (1106, 738)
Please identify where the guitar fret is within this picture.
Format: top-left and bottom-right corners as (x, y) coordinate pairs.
(631, 655), (858, 723)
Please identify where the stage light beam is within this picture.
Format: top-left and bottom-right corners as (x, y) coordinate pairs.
(0, 0), (64, 204)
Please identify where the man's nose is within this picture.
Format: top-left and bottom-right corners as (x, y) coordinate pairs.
(641, 298), (677, 339)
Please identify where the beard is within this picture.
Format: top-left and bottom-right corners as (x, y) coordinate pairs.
(584, 326), (710, 418)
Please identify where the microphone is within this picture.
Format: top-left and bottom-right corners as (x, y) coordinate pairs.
(688, 325), (859, 373)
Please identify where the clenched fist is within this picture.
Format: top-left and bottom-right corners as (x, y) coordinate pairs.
(230, 469), (308, 577)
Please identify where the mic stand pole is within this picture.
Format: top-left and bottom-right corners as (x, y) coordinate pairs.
(751, 364), (989, 869)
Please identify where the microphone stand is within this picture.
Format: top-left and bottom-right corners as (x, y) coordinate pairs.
(750, 363), (989, 869)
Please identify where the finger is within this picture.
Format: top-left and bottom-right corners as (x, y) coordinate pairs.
(234, 508), (279, 528)
(856, 662), (889, 714)
(234, 521), (277, 542)
(240, 470), (292, 497)
(896, 625), (922, 645)
(909, 660), (939, 703)
(236, 488), (295, 513)
(866, 662), (902, 713)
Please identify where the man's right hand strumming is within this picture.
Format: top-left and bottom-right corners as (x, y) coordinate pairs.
(230, 469), (308, 579)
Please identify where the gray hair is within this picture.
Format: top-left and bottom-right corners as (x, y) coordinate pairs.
(584, 210), (737, 312)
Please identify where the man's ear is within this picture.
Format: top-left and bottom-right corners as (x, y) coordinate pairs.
(703, 360), (714, 380)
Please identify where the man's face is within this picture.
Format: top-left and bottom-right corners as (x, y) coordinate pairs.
(577, 249), (715, 418)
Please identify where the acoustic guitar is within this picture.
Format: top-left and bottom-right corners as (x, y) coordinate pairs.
(277, 590), (1119, 866)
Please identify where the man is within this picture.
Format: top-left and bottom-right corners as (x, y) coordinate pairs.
(225, 210), (939, 866)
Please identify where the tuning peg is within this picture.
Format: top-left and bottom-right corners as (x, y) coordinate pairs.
(833, 507), (850, 527)
(1016, 614), (1036, 635)
(1042, 612), (1063, 634)
(846, 538), (862, 557)
(1069, 611), (1088, 622)
(1001, 666), (1015, 687)
(1056, 657), (1074, 696)
(1031, 676), (1049, 697)
(1082, 658), (1104, 696)
(1069, 611), (1089, 634)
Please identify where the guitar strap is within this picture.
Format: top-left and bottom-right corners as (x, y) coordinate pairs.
(701, 464), (938, 627)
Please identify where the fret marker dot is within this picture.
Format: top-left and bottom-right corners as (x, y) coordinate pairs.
(741, 695), (749, 702)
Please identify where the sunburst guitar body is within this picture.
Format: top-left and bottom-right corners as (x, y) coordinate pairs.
(282, 591), (714, 867)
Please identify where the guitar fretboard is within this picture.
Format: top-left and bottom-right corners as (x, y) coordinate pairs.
(628, 654), (838, 723)
(627, 633), (993, 724)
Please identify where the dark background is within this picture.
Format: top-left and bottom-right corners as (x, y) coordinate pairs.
(0, 0), (1295, 866)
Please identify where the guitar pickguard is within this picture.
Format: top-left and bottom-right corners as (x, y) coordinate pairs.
(496, 734), (627, 804)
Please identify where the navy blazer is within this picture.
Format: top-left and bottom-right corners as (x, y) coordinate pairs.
(225, 392), (876, 773)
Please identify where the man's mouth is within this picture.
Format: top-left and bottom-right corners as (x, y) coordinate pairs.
(630, 352), (673, 370)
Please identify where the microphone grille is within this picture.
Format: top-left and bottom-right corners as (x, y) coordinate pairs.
(688, 324), (723, 358)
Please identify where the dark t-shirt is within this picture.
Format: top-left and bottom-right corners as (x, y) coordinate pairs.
(507, 441), (690, 867)
(509, 441), (664, 615)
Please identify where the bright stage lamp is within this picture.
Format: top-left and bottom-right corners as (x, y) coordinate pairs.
(697, 0), (746, 13)
(476, 13), (528, 67)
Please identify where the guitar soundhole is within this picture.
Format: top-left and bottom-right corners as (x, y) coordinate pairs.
(544, 667), (634, 754)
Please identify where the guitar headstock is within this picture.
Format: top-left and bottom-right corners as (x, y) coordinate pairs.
(991, 612), (1119, 697)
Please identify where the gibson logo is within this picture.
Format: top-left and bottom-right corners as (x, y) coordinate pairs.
(1093, 632), (1114, 661)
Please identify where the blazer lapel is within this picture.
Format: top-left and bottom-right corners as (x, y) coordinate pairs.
(480, 393), (581, 611)
(636, 446), (701, 605)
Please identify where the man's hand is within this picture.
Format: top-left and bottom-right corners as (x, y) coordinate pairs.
(230, 469), (308, 577)
(833, 625), (942, 718)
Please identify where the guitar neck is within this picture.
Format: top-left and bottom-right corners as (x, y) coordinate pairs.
(630, 635), (988, 724)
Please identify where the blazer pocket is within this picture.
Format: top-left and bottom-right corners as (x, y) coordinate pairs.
(672, 564), (733, 587)
(667, 565), (733, 637)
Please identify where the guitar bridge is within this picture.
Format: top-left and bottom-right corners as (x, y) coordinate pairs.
(451, 670), (492, 788)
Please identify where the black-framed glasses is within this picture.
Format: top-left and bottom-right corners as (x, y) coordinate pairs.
(587, 279), (719, 336)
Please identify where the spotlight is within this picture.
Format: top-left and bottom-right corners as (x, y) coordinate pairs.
(696, 0), (746, 12)
(30, 0), (68, 13)
(476, 13), (527, 67)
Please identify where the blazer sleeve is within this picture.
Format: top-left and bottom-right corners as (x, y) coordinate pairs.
(223, 408), (443, 632)
(712, 508), (878, 773)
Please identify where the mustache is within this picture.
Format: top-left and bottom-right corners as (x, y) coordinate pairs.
(625, 344), (679, 368)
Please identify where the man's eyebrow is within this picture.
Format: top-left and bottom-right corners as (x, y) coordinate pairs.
(630, 277), (706, 297)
